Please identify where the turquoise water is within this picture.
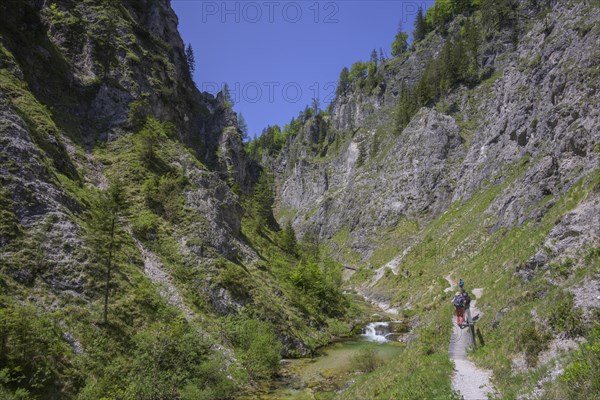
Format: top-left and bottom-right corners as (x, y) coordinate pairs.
(240, 329), (405, 399)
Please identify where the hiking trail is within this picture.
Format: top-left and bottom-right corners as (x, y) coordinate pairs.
(447, 279), (497, 399)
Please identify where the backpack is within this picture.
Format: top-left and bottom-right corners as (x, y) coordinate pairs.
(452, 295), (464, 308)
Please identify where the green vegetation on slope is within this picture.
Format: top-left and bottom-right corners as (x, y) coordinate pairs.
(340, 155), (599, 399)
(1, 101), (353, 398)
(396, 15), (483, 131)
(2, 1), (599, 399)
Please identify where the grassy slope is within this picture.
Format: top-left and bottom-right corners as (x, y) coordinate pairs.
(1, 34), (355, 398)
(264, 11), (599, 397)
(335, 154), (599, 399)
(276, 13), (600, 393)
(292, 43), (599, 397)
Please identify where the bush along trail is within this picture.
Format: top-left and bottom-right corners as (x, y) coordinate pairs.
(449, 285), (497, 399)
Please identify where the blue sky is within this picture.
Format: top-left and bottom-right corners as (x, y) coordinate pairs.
(172, 1), (434, 137)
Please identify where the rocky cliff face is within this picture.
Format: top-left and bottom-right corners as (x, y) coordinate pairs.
(274, 0), (599, 264)
(1, 0), (598, 398)
(267, 1), (599, 397)
(1, 5), (330, 395)
(0, 0), (257, 294)
(2, 0), (254, 170)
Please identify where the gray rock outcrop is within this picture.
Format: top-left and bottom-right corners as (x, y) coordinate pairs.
(272, 0), (600, 265)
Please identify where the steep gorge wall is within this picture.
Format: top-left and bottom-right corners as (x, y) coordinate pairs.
(0, 0), (256, 276)
(266, 4), (600, 396)
(0, 0), (273, 350)
(0, 5), (350, 386)
(274, 0), (599, 264)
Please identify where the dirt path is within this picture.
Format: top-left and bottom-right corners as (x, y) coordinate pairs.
(444, 274), (457, 293)
(368, 245), (414, 286)
(447, 284), (497, 399)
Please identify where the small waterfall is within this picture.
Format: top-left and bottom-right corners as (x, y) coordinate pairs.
(362, 322), (390, 343)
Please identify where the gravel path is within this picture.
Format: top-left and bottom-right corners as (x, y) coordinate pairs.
(447, 285), (497, 399)
(444, 274), (457, 293)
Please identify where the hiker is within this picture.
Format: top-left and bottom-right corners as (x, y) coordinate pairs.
(461, 288), (472, 327)
(452, 291), (465, 327)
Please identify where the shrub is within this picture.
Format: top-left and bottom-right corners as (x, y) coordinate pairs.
(425, 0), (454, 28)
(128, 99), (151, 129)
(179, 356), (236, 400)
(557, 325), (600, 398)
(225, 317), (282, 380)
(123, 319), (235, 399)
(516, 324), (551, 367)
(584, 247), (600, 264)
(418, 324), (446, 356)
(0, 384), (30, 400)
(143, 172), (188, 222)
(0, 188), (21, 246)
(216, 264), (250, 301)
(131, 210), (159, 240)
(350, 346), (382, 373)
(349, 61), (368, 82)
(290, 261), (345, 317)
(548, 295), (585, 338)
(0, 299), (78, 399)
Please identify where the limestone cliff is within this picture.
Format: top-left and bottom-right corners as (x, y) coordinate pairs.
(273, 0), (599, 265)
(265, 1), (599, 397)
(0, 2), (344, 398)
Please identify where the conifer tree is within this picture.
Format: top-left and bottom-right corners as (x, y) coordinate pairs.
(481, 0), (518, 30)
(252, 171), (275, 233)
(396, 81), (419, 132)
(370, 49), (378, 66)
(356, 140), (367, 167)
(281, 221), (297, 254)
(337, 67), (350, 96)
(391, 30), (409, 56)
(138, 117), (165, 164)
(312, 97), (320, 115)
(185, 44), (195, 75)
(237, 112), (249, 141)
(223, 83), (234, 107)
(378, 48), (387, 64)
(462, 17), (482, 83)
(88, 179), (128, 324)
(413, 7), (428, 42)
(302, 229), (320, 262)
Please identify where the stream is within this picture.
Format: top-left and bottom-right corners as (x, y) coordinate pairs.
(240, 322), (405, 399)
